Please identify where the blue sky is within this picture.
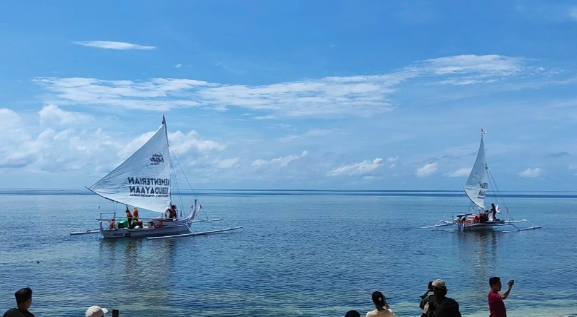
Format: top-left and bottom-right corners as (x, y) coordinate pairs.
(1, 0), (576, 190)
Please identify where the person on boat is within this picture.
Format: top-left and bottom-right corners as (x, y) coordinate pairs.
(108, 219), (115, 230)
(345, 310), (361, 317)
(125, 207), (133, 228)
(166, 205), (178, 219)
(481, 210), (489, 223)
(366, 291), (395, 317)
(420, 279), (461, 317)
(488, 277), (514, 317)
(131, 207), (142, 229)
(3, 287), (34, 317)
(490, 203), (499, 221)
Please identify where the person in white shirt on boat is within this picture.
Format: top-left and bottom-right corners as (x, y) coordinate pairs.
(366, 291), (395, 317)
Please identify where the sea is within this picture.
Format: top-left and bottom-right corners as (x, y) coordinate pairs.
(0, 189), (576, 317)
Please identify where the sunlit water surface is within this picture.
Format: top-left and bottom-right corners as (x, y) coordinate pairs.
(0, 192), (576, 317)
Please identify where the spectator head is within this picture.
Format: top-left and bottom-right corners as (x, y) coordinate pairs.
(14, 287), (32, 308)
(432, 279), (448, 296)
(371, 291), (387, 307)
(85, 306), (108, 317)
(489, 276), (502, 291)
(345, 310), (361, 317)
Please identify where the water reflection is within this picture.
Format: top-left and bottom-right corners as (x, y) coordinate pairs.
(97, 238), (179, 314)
(453, 231), (499, 308)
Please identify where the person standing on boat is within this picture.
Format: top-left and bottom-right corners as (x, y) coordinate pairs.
(420, 279), (461, 317)
(488, 277), (514, 317)
(366, 291), (395, 317)
(131, 207), (142, 228)
(3, 287), (34, 317)
(125, 207), (133, 228)
(490, 203), (499, 221)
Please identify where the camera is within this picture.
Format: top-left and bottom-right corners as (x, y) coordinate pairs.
(428, 281), (433, 291)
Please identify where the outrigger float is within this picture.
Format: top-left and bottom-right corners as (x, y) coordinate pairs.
(70, 116), (242, 239)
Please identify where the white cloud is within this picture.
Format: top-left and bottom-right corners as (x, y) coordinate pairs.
(0, 108), (22, 129)
(0, 107), (224, 176)
(278, 129), (339, 142)
(519, 168), (543, 178)
(74, 41), (156, 50)
(571, 7), (577, 20)
(386, 156), (398, 168)
(34, 54), (535, 118)
(416, 163), (437, 177)
(215, 158), (239, 169)
(251, 151), (308, 168)
(39, 104), (93, 125)
(423, 55), (522, 76)
(445, 167), (471, 177)
(328, 158), (383, 176)
(175, 64), (182, 68)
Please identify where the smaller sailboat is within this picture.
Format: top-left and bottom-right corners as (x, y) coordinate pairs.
(427, 129), (540, 232)
(72, 116), (242, 239)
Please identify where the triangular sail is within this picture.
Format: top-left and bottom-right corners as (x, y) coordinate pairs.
(88, 122), (172, 213)
(464, 136), (488, 209)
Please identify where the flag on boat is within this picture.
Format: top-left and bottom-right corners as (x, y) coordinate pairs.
(496, 204), (501, 213)
(481, 128), (487, 134)
(162, 115), (166, 124)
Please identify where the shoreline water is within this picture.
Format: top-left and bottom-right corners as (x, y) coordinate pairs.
(0, 193), (575, 317)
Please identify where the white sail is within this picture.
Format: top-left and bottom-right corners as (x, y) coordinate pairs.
(88, 122), (172, 213)
(464, 136), (488, 209)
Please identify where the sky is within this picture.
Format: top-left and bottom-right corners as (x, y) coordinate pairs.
(1, 0), (576, 191)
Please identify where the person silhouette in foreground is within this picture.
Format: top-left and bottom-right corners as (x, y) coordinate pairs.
(345, 310), (361, 317)
(421, 279), (461, 317)
(85, 306), (108, 317)
(366, 291), (395, 317)
(3, 287), (34, 317)
(488, 277), (514, 317)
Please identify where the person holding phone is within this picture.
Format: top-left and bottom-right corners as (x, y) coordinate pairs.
(421, 279), (461, 317)
(488, 277), (514, 317)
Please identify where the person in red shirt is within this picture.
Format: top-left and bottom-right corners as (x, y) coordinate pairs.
(488, 277), (514, 317)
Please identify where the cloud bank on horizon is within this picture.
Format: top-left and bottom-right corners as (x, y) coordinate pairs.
(0, 1), (576, 191)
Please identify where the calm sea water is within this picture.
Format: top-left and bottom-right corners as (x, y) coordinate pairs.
(0, 191), (576, 317)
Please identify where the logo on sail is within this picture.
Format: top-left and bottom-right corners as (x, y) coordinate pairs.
(150, 153), (164, 165)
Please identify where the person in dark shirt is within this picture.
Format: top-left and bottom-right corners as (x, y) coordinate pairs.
(490, 203), (499, 221)
(3, 287), (35, 317)
(421, 279), (461, 317)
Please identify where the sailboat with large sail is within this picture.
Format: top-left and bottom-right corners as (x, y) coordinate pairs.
(428, 129), (540, 232)
(73, 116), (242, 239)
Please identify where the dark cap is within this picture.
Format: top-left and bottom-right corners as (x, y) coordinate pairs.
(371, 291), (387, 306)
